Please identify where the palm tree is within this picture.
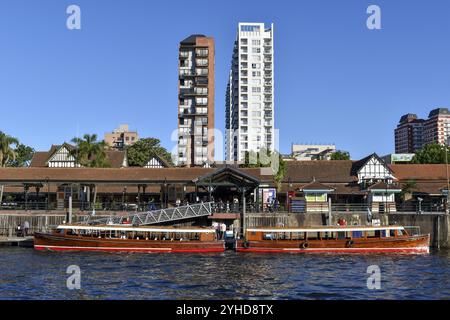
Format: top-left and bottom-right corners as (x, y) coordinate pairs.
(401, 180), (417, 202)
(71, 134), (109, 168)
(70, 134), (110, 210)
(0, 131), (19, 167)
(0, 131), (19, 204)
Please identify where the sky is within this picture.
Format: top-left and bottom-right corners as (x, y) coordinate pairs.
(1, 0), (450, 160)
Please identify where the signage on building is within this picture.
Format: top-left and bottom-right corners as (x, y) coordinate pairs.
(391, 154), (415, 162)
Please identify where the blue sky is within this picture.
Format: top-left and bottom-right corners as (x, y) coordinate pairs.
(1, 0), (449, 159)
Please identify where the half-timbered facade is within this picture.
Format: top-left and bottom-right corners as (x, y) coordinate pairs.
(46, 144), (80, 168)
(353, 153), (395, 185)
(144, 154), (171, 168)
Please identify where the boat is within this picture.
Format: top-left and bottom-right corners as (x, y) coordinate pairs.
(236, 225), (430, 254)
(34, 224), (224, 253)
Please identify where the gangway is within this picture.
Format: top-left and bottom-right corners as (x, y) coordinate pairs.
(82, 202), (213, 226)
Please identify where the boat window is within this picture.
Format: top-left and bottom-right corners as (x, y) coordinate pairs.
(307, 232), (320, 240)
(263, 233), (274, 240)
(390, 230), (396, 237)
(397, 229), (404, 236)
(352, 231), (363, 238)
(366, 230), (376, 238)
(337, 231), (345, 240)
(375, 230), (381, 237)
(320, 232), (335, 240)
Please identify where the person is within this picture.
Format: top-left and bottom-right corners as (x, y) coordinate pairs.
(148, 198), (156, 211)
(176, 198), (181, 207)
(23, 221), (30, 236)
(212, 222), (219, 239)
(220, 223), (227, 240)
(16, 224), (22, 237)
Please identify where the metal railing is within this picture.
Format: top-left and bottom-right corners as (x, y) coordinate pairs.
(83, 202), (213, 226)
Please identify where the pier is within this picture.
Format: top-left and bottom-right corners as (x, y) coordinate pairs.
(0, 236), (34, 247)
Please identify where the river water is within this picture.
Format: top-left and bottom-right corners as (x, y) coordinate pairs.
(0, 248), (448, 300)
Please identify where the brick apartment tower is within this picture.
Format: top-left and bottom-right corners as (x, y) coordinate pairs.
(178, 35), (215, 167)
(394, 114), (424, 153)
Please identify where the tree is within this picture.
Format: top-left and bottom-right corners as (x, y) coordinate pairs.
(127, 138), (174, 167)
(412, 142), (450, 164)
(0, 131), (19, 167)
(330, 150), (351, 160)
(71, 134), (110, 168)
(401, 180), (417, 202)
(8, 144), (35, 167)
(0, 131), (19, 204)
(240, 148), (287, 190)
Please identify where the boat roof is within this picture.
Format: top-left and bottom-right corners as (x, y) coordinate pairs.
(247, 225), (405, 233)
(57, 224), (216, 233)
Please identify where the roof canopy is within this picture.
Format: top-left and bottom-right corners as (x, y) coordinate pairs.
(193, 166), (260, 188)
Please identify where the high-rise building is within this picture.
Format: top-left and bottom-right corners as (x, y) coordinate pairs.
(104, 124), (139, 150)
(225, 23), (274, 162)
(177, 35), (215, 167)
(423, 108), (450, 146)
(394, 108), (450, 153)
(394, 114), (424, 153)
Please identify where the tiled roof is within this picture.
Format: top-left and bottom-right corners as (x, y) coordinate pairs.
(389, 164), (449, 180)
(367, 181), (401, 190)
(284, 161), (357, 183)
(30, 147), (127, 168)
(299, 180), (335, 191)
(0, 167), (269, 184)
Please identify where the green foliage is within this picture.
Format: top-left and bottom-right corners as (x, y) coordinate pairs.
(400, 180), (417, 201)
(330, 150), (351, 160)
(71, 134), (110, 168)
(127, 137), (173, 167)
(8, 144), (35, 167)
(412, 142), (450, 164)
(0, 131), (19, 167)
(240, 148), (287, 190)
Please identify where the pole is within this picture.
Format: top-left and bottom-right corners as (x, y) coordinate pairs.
(328, 196), (332, 226)
(68, 196), (73, 223)
(241, 187), (246, 239)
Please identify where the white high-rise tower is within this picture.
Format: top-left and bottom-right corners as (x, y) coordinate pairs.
(225, 22), (274, 162)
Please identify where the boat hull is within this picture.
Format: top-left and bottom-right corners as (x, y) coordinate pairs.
(34, 233), (225, 253)
(236, 235), (430, 254)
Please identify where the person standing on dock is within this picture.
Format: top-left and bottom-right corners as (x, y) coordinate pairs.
(23, 221), (30, 236)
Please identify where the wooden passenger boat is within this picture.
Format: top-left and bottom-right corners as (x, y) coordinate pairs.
(236, 226), (430, 254)
(34, 224), (224, 253)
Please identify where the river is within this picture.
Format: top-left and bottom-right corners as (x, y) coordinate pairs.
(0, 248), (448, 299)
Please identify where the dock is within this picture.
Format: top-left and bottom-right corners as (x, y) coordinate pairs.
(0, 236), (34, 248)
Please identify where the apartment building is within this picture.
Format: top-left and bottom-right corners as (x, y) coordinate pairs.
(225, 23), (274, 162)
(104, 124), (138, 150)
(422, 108), (450, 146)
(178, 35), (215, 167)
(394, 114), (425, 153)
(395, 108), (450, 153)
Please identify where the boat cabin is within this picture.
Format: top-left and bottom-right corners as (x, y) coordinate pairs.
(245, 226), (409, 241)
(56, 225), (217, 242)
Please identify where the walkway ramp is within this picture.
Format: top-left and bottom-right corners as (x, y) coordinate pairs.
(84, 202), (213, 226)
